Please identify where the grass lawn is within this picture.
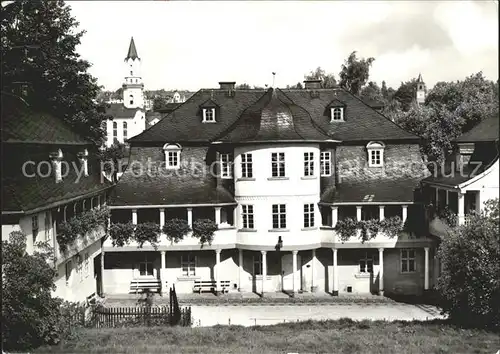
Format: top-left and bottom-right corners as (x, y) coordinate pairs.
(33, 319), (500, 354)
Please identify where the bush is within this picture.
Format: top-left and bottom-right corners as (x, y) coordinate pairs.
(192, 219), (218, 247)
(2, 231), (63, 350)
(380, 216), (404, 238)
(109, 222), (135, 247)
(436, 198), (500, 329)
(134, 223), (161, 249)
(162, 219), (191, 243)
(335, 218), (358, 242)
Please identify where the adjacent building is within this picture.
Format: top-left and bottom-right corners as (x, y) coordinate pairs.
(104, 80), (435, 297)
(2, 95), (113, 302)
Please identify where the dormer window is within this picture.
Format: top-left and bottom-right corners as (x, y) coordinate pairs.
(163, 143), (181, 169)
(77, 149), (89, 177)
(49, 149), (64, 183)
(366, 141), (385, 167)
(330, 107), (344, 121)
(203, 108), (216, 123)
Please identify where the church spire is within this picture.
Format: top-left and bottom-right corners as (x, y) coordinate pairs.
(125, 37), (139, 60)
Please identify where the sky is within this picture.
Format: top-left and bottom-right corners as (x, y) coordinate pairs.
(69, 1), (499, 92)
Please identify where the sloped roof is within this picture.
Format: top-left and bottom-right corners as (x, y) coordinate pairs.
(2, 96), (89, 145)
(129, 87), (418, 144)
(106, 103), (141, 119)
(125, 37), (139, 60)
(217, 88), (332, 143)
(455, 116), (499, 143)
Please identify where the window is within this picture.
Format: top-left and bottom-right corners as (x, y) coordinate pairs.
(271, 152), (285, 177)
(181, 254), (196, 277)
(65, 260), (72, 282)
(304, 152), (314, 176)
(253, 255), (262, 276)
(32, 215), (38, 241)
(202, 108), (216, 122)
(44, 211), (51, 241)
(330, 107), (344, 121)
(320, 151), (331, 176)
(401, 249), (416, 273)
(241, 153), (253, 178)
(220, 153), (232, 179)
(272, 204), (286, 229)
(304, 204), (315, 228)
(163, 144), (181, 169)
(359, 252), (373, 273)
(123, 122), (128, 140)
(139, 254), (154, 276)
(242, 205), (254, 229)
(113, 121), (118, 140)
(367, 141), (385, 167)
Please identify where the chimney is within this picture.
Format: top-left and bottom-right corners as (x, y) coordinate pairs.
(303, 79), (322, 89)
(219, 82), (236, 97)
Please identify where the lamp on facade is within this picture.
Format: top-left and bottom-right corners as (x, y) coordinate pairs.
(275, 236), (283, 251)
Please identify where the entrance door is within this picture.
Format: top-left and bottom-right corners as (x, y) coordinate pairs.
(281, 254), (301, 291)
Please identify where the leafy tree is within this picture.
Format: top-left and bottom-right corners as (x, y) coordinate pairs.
(359, 81), (383, 103)
(381, 80), (389, 100)
(153, 96), (168, 111)
(1, 0), (109, 145)
(287, 82), (303, 89)
(236, 83), (251, 89)
(305, 67), (336, 88)
(2, 231), (63, 350)
(437, 199), (500, 329)
(98, 141), (127, 183)
(393, 79), (419, 112)
(338, 51), (375, 96)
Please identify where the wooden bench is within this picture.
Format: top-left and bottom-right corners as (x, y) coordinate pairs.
(193, 280), (231, 294)
(130, 278), (162, 294)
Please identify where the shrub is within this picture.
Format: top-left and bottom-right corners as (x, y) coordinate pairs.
(192, 219), (218, 247)
(437, 206), (458, 227)
(109, 222), (135, 247)
(162, 219), (192, 243)
(335, 218), (358, 242)
(134, 223), (161, 249)
(358, 219), (380, 243)
(2, 231), (64, 351)
(380, 216), (404, 238)
(436, 198), (500, 329)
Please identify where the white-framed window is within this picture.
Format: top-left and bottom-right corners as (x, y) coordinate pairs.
(304, 152), (314, 176)
(181, 254), (196, 277)
(123, 122), (128, 140)
(113, 121), (118, 141)
(401, 249), (416, 273)
(272, 204), (286, 229)
(242, 205), (254, 229)
(202, 108), (216, 122)
(129, 94), (134, 105)
(44, 211), (51, 241)
(359, 252), (373, 273)
(241, 153), (253, 178)
(139, 254), (154, 276)
(220, 153), (232, 179)
(330, 107), (344, 122)
(253, 255), (262, 276)
(32, 215), (39, 240)
(367, 141), (385, 167)
(304, 204), (315, 228)
(320, 151), (331, 176)
(163, 143), (182, 169)
(271, 152), (285, 177)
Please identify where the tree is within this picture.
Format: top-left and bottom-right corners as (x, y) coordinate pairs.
(98, 141), (127, 183)
(338, 51), (375, 96)
(359, 81), (383, 103)
(236, 83), (251, 89)
(153, 96), (168, 111)
(305, 67), (337, 88)
(393, 79), (419, 112)
(287, 82), (303, 89)
(2, 231), (63, 350)
(381, 80), (389, 100)
(1, 0), (109, 145)
(437, 199), (500, 329)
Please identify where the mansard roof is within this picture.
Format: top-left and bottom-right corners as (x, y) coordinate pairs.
(128, 87), (419, 144)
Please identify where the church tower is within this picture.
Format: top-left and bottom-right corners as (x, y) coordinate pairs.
(123, 37), (144, 109)
(416, 73), (426, 105)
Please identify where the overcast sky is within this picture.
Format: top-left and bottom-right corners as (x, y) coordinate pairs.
(69, 1), (498, 92)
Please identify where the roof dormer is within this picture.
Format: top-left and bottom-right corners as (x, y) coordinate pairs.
(49, 149), (64, 183)
(200, 98), (218, 123)
(327, 98), (346, 122)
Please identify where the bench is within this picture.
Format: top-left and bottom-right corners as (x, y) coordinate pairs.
(193, 280), (231, 294)
(130, 278), (162, 294)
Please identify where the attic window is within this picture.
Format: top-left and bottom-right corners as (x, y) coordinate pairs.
(203, 108), (216, 123)
(330, 107), (344, 122)
(163, 143), (182, 169)
(366, 141), (385, 167)
(78, 149), (89, 177)
(49, 149), (64, 183)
